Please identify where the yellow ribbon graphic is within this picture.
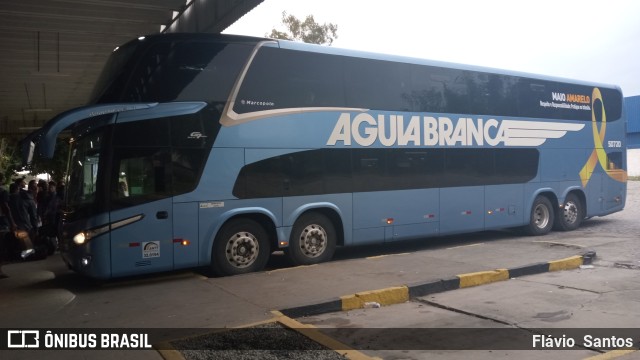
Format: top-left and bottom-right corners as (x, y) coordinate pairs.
(579, 88), (627, 187)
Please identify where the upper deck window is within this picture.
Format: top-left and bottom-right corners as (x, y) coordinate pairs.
(92, 40), (254, 105)
(234, 46), (623, 121)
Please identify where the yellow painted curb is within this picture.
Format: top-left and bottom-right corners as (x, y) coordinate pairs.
(458, 268), (509, 288)
(583, 349), (637, 360)
(549, 255), (583, 272)
(273, 312), (380, 360)
(267, 264), (317, 274)
(341, 286), (409, 311)
(156, 343), (185, 360)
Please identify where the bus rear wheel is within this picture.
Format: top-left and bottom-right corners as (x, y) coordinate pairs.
(286, 213), (336, 266)
(525, 196), (555, 236)
(210, 219), (270, 276)
(553, 193), (584, 231)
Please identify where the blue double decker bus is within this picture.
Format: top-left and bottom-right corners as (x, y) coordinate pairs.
(22, 34), (627, 278)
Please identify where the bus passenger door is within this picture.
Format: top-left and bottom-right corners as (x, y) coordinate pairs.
(108, 142), (176, 277)
(109, 198), (174, 277)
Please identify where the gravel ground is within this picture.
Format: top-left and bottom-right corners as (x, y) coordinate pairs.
(170, 322), (348, 360)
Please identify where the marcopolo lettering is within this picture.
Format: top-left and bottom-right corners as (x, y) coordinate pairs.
(326, 113), (585, 148)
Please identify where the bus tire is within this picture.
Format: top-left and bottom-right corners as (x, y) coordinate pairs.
(286, 212), (336, 266)
(210, 219), (270, 277)
(553, 193), (584, 231)
(525, 196), (555, 236)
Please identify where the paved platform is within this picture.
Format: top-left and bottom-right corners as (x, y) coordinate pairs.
(2, 181), (639, 359)
(0, 232), (611, 360)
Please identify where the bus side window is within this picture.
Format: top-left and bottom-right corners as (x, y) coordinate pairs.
(233, 156), (285, 199)
(110, 118), (172, 209)
(443, 149), (494, 187)
(607, 151), (624, 170)
(111, 149), (172, 207)
(344, 58), (411, 112)
(408, 66), (450, 113)
(235, 47), (345, 114)
(284, 151), (324, 196)
(324, 149), (352, 194)
(352, 149), (387, 192)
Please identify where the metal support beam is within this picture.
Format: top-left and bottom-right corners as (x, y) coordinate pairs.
(165, 0), (263, 33)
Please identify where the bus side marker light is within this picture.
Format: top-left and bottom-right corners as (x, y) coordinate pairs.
(386, 218), (394, 224)
(173, 239), (191, 246)
(129, 242), (140, 247)
(279, 241), (288, 247)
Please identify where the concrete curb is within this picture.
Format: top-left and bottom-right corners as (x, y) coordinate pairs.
(281, 250), (596, 318)
(341, 286), (409, 311)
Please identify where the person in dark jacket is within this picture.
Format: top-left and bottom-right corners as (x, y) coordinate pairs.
(8, 178), (37, 259)
(41, 181), (60, 253)
(0, 173), (16, 278)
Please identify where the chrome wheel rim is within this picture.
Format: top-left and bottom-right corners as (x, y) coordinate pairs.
(298, 224), (327, 258)
(225, 231), (259, 268)
(533, 203), (550, 229)
(563, 201), (579, 224)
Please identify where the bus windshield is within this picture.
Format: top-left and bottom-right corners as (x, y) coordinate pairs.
(90, 38), (255, 105)
(66, 130), (104, 211)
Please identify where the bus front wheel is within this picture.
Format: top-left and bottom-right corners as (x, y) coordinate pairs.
(210, 219), (270, 276)
(286, 213), (336, 266)
(525, 196), (555, 236)
(554, 193), (584, 231)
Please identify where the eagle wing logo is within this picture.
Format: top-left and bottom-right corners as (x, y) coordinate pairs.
(501, 120), (585, 147)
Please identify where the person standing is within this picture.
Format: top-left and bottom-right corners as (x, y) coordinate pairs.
(0, 173), (16, 278)
(36, 179), (49, 225)
(8, 178), (37, 259)
(42, 181), (59, 254)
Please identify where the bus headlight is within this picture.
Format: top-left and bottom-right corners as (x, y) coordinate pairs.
(72, 224), (110, 245)
(73, 232), (87, 245)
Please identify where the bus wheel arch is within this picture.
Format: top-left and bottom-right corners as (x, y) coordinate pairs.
(209, 214), (274, 277)
(285, 209), (341, 266)
(525, 193), (556, 236)
(554, 191), (586, 231)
